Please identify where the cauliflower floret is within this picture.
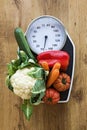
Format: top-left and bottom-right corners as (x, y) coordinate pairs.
(10, 68), (36, 99)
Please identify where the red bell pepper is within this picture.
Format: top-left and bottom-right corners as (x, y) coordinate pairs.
(37, 50), (70, 71)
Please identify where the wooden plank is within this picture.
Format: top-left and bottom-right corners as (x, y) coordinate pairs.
(0, 0), (87, 130)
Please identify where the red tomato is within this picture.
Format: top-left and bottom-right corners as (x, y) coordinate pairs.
(43, 88), (60, 104)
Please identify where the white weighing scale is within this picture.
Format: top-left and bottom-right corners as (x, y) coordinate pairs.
(25, 15), (75, 103)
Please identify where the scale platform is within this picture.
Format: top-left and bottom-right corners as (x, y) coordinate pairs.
(59, 32), (75, 103)
(25, 15), (75, 103)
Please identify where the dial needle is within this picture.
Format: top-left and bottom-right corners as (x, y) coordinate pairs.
(44, 35), (48, 50)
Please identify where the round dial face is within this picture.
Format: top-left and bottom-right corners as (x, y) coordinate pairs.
(26, 16), (67, 54)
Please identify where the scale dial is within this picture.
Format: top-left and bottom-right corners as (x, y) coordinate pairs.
(26, 16), (67, 54)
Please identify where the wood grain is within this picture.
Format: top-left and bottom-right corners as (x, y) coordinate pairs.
(0, 0), (87, 130)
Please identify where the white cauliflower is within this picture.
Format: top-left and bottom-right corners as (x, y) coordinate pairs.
(6, 45), (47, 120)
(10, 68), (36, 99)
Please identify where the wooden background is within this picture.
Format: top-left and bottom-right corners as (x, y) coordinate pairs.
(0, 0), (87, 130)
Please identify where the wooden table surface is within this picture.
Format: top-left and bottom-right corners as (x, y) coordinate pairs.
(0, 0), (87, 130)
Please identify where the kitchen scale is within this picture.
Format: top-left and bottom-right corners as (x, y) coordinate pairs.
(25, 15), (75, 103)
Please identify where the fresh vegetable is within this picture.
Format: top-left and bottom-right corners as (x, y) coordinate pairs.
(51, 62), (61, 72)
(39, 61), (49, 71)
(43, 88), (60, 104)
(10, 68), (37, 99)
(21, 100), (33, 120)
(6, 27), (71, 121)
(14, 27), (36, 61)
(37, 50), (70, 70)
(47, 69), (59, 88)
(30, 92), (45, 105)
(46, 62), (61, 88)
(10, 65), (46, 99)
(53, 72), (71, 92)
(6, 50), (47, 120)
